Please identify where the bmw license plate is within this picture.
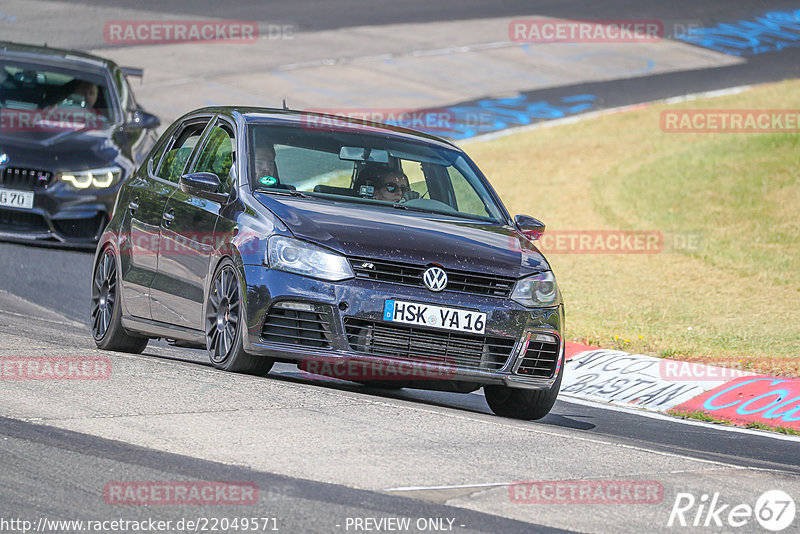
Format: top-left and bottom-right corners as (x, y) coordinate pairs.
(383, 299), (486, 334)
(0, 188), (34, 210)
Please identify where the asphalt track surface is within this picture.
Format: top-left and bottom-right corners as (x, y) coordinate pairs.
(0, 416), (560, 534)
(2, 1), (800, 532)
(42, 0), (800, 35)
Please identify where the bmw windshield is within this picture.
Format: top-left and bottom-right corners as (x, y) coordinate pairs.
(247, 122), (508, 223)
(0, 59), (114, 132)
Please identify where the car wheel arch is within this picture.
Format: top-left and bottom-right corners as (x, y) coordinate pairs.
(204, 253), (250, 331)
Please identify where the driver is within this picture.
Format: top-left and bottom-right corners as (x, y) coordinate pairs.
(356, 165), (411, 202)
(253, 141), (279, 187)
(375, 170), (411, 202)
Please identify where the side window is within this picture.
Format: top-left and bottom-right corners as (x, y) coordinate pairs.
(401, 160), (429, 198)
(191, 123), (236, 192)
(147, 133), (171, 175)
(155, 122), (207, 183)
(112, 69), (135, 121)
(122, 78), (136, 116)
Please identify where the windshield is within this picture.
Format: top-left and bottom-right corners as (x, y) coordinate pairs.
(247, 123), (507, 223)
(0, 60), (114, 132)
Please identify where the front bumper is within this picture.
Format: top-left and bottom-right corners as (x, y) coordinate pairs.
(241, 265), (564, 390)
(0, 182), (119, 248)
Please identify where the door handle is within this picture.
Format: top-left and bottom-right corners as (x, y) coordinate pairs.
(163, 209), (175, 226)
(128, 198), (139, 214)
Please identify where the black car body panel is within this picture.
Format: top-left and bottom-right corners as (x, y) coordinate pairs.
(0, 41), (160, 247)
(252, 193), (550, 277)
(95, 106), (564, 412)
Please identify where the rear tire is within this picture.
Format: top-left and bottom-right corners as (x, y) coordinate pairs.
(205, 259), (274, 375)
(91, 247), (149, 354)
(484, 359), (563, 420)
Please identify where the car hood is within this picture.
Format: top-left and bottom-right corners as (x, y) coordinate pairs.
(254, 193), (549, 278)
(0, 128), (120, 171)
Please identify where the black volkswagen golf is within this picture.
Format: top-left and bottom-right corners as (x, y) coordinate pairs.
(0, 41), (160, 247)
(91, 107), (564, 420)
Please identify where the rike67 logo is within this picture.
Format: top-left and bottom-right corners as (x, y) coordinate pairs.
(668, 490), (795, 531)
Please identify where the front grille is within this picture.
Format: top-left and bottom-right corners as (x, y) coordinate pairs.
(1, 167), (54, 189)
(0, 208), (49, 231)
(344, 318), (516, 371)
(349, 257), (515, 298)
(260, 302), (333, 348)
(53, 214), (105, 239)
(516, 334), (560, 378)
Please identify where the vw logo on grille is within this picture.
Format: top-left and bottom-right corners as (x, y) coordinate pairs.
(423, 266), (448, 292)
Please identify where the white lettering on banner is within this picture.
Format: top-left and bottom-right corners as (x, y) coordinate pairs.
(561, 350), (745, 410)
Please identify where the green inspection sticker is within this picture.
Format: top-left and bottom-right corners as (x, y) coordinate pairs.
(260, 176), (277, 186)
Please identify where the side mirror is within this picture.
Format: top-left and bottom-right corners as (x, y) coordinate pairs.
(514, 214), (545, 241)
(181, 172), (220, 193)
(180, 172), (230, 204)
(127, 110), (160, 130)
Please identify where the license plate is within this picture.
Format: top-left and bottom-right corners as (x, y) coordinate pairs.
(0, 188), (34, 210)
(383, 299), (486, 334)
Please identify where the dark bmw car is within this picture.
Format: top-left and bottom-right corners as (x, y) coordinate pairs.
(91, 106), (564, 420)
(0, 41), (160, 247)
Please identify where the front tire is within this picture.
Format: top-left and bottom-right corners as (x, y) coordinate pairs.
(484, 360), (563, 420)
(205, 259), (274, 375)
(91, 247), (149, 354)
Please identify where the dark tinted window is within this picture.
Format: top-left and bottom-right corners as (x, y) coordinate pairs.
(147, 131), (172, 176)
(155, 121), (208, 183)
(191, 122), (235, 193)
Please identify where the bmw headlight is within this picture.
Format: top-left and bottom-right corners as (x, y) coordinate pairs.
(267, 236), (354, 281)
(511, 271), (559, 307)
(59, 166), (122, 189)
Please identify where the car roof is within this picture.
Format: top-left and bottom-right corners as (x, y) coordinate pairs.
(190, 106), (462, 151)
(0, 41), (115, 71)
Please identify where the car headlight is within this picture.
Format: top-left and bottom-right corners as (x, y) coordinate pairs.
(511, 271), (559, 307)
(267, 236), (354, 281)
(59, 166), (122, 189)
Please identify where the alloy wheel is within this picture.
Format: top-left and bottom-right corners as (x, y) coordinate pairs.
(206, 265), (240, 363)
(91, 250), (117, 340)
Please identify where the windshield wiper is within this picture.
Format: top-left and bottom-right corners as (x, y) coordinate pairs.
(391, 202), (494, 222)
(256, 188), (314, 199)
